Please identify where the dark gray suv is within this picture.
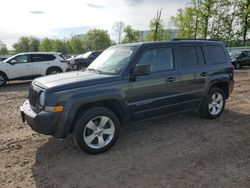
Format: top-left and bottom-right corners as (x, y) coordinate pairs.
(20, 40), (234, 154)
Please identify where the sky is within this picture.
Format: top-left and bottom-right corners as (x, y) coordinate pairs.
(0, 0), (189, 49)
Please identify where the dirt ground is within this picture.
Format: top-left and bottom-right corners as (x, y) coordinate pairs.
(0, 70), (250, 188)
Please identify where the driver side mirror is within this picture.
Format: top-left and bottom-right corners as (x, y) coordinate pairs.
(9, 59), (17, 65)
(132, 64), (151, 76)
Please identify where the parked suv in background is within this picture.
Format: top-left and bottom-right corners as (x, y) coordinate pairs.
(21, 40), (234, 154)
(229, 50), (250, 69)
(0, 52), (69, 86)
(68, 51), (103, 70)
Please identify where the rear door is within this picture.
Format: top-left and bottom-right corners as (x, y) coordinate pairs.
(31, 54), (56, 75)
(178, 44), (209, 108)
(129, 46), (181, 120)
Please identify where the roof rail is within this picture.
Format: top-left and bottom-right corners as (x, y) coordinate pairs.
(172, 38), (219, 41)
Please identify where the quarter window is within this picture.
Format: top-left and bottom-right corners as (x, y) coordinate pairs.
(207, 45), (227, 64)
(137, 48), (174, 72)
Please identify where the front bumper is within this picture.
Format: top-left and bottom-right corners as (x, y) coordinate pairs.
(20, 100), (57, 135)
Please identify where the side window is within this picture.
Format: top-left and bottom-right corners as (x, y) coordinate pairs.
(137, 47), (174, 72)
(12, 55), (29, 63)
(207, 45), (227, 64)
(247, 52), (250, 57)
(179, 46), (199, 67)
(31, 54), (56, 62)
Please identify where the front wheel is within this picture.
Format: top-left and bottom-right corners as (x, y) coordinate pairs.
(200, 88), (225, 119)
(73, 107), (120, 154)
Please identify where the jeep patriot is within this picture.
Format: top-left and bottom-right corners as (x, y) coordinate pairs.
(20, 40), (234, 154)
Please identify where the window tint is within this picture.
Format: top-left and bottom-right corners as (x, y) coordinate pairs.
(207, 45), (227, 64)
(31, 54), (56, 62)
(179, 46), (199, 67)
(12, 55), (29, 63)
(137, 48), (174, 72)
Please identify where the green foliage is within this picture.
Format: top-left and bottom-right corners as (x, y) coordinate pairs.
(12, 29), (112, 54)
(13, 37), (31, 53)
(145, 10), (169, 41)
(0, 40), (8, 55)
(171, 0), (249, 46)
(122, 25), (140, 44)
(84, 29), (112, 51)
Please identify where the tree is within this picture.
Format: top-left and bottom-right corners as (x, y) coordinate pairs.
(39, 38), (54, 52)
(13, 37), (30, 53)
(113, 21), (125, 44)
(29, 37), (40, 52)
(237, 0), (250, 46)
(170, 0), (249, 46)
(84, 29), (112, 51)
(122, 25), (140, 43)
(0, 40), (8, 55)
(70, 37), (84, 54)
(53, 39), (67, 54)
(145, 9), (169, 41)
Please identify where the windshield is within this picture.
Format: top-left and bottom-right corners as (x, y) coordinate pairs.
(229, 51), (241, 58)
(87, 46), (137, 74)
(76, 51), (92, 59)
(1, 55), (16, 63)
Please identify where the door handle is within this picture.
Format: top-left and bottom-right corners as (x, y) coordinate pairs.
(166, 76), (176, 83)
(200, 72), (208, 77)
(26, 65), (30, 67)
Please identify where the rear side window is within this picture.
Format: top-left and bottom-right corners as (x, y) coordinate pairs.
(207, 45), (227, 64)
(179, 46), (206, 67)
(137, 47), (174, 72)
(31, 54), (56, 62)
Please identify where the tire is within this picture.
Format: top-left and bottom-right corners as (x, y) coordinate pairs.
(200, 87), (225, 119)
(46, 67), (62, 75)
(73, 107), (120, 154)
(234, 62), (241, 69)
(0, 73), (7, 87)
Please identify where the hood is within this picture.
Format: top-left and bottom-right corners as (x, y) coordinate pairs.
(33, 71), (120, 92)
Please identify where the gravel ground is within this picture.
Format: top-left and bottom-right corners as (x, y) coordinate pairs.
(0, 70), (250, 188)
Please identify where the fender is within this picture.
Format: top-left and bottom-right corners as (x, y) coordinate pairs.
(54, 88), (130, 138)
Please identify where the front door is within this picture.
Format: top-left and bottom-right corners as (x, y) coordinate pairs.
(129, 46), (180, 120)
(7, 54), (33, 79)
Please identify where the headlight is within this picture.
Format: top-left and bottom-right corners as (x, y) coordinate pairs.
(39, 92), (46, 106)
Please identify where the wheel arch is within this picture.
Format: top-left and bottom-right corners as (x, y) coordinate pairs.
(70, 99), (129, 132)
(46, 66), (63, 75)
(0, 71), (8, 80)
(210, 81), (229, 99)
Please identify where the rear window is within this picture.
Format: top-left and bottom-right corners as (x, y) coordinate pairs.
(31, 54), (56, 62)
(207, 45), (227, 64)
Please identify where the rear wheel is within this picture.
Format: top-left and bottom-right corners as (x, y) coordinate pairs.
(46, 67), (62, 75)
(200, 88), (225, 119)
(0, 73), (7, 87)
(234, 62), (241, 69)
(73, 107), (120, 154)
